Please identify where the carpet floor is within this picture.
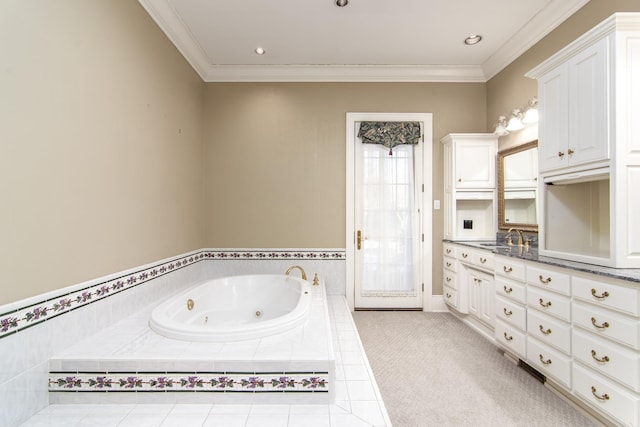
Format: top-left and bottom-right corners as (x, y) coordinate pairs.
(353, 311), (601, 427)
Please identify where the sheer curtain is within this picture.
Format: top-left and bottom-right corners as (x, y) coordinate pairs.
(361, 144), (420, 296)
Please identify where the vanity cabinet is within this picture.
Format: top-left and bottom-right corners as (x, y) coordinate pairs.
(442, 134), (497, 240)
(443, 242), (465, 313)
(468, 268), (494, 328)
(494, 256), (527, 360)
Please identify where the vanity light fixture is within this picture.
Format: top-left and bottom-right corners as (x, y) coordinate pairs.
(506, 109), (525, 132)
(464, 34), (482, 45)
(335, 0), (348, 7)
(522, 97), (539, 124)
(254, 47), (266, 55)
(494, 116), (510, 136)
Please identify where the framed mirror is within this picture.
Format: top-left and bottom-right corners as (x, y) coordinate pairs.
(497, 140), (538, 232)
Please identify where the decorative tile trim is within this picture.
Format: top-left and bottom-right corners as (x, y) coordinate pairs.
(0, 249), (345, 340)
(202, 250), (345, 260)
(48, 371), (329, 393)
(0, 252), (206, 339)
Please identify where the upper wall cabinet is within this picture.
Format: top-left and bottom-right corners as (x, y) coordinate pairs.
(527, 13), (640, 268)
(535, 38), (609, 173)
(442, 133), (498, 240)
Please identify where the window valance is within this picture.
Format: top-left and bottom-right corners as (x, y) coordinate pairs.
(358, 121), (421, 155)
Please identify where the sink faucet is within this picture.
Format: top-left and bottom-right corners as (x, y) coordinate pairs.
(285, 265), (307, 281)
(508, 228), (528, 247)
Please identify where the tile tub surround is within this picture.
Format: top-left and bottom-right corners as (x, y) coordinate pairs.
(20, 296), (391, 427)
(48, 275), (335, 404)
(0, 248), (346, 427)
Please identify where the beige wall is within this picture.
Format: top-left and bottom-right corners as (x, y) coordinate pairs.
(487, 0), (640, 150)
(0, 0), (205, 305)
(203, 83), (487, 294)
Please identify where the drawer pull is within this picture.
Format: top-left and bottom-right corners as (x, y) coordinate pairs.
(538, 298), (552, 308)
(446, 249), (451, 254)
(591, 317), (610, 330)
(539, 354), (552, 365)
(591, 350), (610, 364)
(590, 386), (610, 401)
(538, 275), (552, 284)
(480, 257), (487, 264)
(503, 308), (513, 316)
(462, 253), (468, 258)
(539, 325), (552, 335)
(503, 332), (513, 341)
(446, 293), (452, 299)
(590, 288), (610, 300)
(503, 266), (513, 273)
(503, 286), (513, 294)
(446, 262), (452, 267)
(446, 277), (451, 282)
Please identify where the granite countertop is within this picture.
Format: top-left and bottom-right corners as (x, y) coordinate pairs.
(444, 239), (640, 284)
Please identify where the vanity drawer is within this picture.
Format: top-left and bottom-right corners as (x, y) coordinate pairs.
(471, 250), (494, 270)
(443, 243), (458, 258)
(527, 337), (571, 388)
(573, 363), (639, 427)
(443, 270), (457, 290)
(573, 301), (640, 350)
(527, 309), (571, 355)
(527, 286), (571, 322)
(495, 319), (526, 360)
(443, 256), (456, 273)
(496, 296), (526, 331)
(443, 287), (458, 310)
(573, 328), (640, 392)
(495, 256), (526, 281)
(495, 277), (526, 304)
(573, 275), (640, 317)
(527, 265), (571, 296)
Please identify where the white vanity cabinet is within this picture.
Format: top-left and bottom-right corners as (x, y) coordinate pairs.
(443, 242), (465, 313)
(571, 274), (640, 426)
(442, 134), (497, 240)
(494, 256), (527, 360)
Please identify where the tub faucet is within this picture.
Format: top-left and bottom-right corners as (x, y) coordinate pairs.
(285, 265), (307, 281)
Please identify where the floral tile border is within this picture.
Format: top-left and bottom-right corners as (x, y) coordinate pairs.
(49, 371), (329, 393)
(0, 249), (345, 340)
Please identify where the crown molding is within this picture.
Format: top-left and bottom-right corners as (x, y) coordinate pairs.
(481, 0), (591, 80)
(139, 0), (590, 83)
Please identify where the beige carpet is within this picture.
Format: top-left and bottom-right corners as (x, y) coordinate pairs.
(353, 311), (600, 427)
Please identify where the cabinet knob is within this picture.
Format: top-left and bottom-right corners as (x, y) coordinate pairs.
(458, 178), (462, 182)
(558, 151), (565, 158)
(567, 148), (575, 155)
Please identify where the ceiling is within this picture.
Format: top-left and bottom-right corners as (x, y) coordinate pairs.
(138, 0), (590, 82)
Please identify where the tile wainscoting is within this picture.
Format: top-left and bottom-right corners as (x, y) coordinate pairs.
(0, 248), (346, 427)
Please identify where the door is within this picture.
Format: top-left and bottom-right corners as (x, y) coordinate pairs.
(351, 116), (428, 309)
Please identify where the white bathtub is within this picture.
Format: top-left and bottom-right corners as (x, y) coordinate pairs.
(149, 274), (312, 342)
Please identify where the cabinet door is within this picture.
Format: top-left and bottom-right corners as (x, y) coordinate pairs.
(538, 63), (569, 173)
(480, 274), (495, 327)
(455, 140), (496, 189)
(568, 37), (610, 167)
(468, 274), (480, 319)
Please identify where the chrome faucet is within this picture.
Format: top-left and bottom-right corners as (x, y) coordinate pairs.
(285, 265), (307, 281)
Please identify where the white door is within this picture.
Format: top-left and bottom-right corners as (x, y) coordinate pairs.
(351, 115), (429, 309)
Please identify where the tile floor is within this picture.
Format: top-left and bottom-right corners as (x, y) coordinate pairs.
(19, 296), (391, 427)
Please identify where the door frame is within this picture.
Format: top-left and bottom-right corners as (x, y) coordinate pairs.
(346, 112), (433, 311)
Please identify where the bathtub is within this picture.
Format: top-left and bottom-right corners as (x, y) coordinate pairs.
(149, 274), (312, 342)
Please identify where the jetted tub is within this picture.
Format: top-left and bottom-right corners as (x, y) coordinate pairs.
(149, 274), (312, 342)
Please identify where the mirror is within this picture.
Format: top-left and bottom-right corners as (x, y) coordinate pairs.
(498, 140), (538, 232)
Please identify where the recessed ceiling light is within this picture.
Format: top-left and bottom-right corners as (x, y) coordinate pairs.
(254, 47), (265, 55)
(464, 35), (482, 45)
(335, 0), (348, 7)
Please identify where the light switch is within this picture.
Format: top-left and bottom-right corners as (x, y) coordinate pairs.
(433, 200), (441, 210)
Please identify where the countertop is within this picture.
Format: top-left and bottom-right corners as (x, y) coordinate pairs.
(444, 239), (640, 284)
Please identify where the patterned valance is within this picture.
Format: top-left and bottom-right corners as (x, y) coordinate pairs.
(358, 121), (421, 155)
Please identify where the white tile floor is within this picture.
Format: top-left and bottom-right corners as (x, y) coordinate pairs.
(19, 296), (391, 427)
